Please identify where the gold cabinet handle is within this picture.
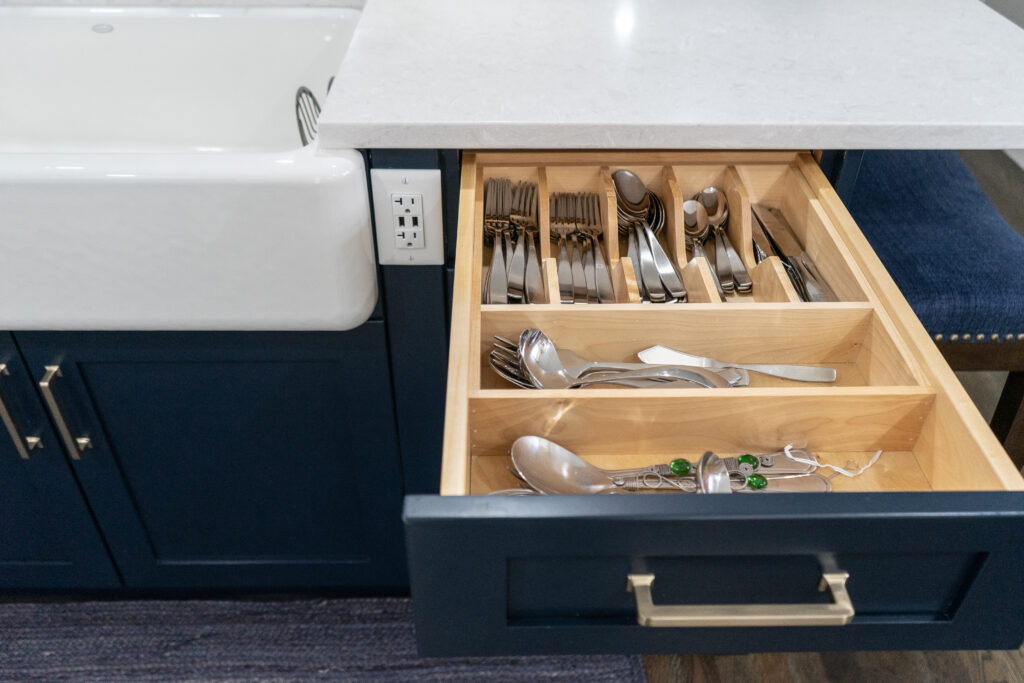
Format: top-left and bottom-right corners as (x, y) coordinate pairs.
(626, 571), (854, 628)
(38, 366), (92, 460)
(0, 364), (42, 459)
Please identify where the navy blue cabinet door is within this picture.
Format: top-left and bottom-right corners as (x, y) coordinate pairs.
(0, 333), (119, 589)
(16, 329), (405, 589)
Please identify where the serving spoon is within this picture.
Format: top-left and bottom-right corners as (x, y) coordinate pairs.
(509, 437), (831, 495)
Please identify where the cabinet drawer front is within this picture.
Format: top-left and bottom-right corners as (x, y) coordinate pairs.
(410, 150), (1024, 655)
(406, 493), (1024, 656)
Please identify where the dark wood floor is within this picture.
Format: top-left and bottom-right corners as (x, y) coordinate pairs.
(644, 646), (1024, 683)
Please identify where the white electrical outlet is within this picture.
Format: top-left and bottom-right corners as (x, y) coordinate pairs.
(370, 169), (443, 265)
(392, 193), (424, 249)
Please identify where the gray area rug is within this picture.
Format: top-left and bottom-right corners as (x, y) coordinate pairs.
(0, 597), (646, 681)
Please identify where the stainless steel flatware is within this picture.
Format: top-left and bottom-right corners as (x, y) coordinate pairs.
(697, 189), (733, 292)
(550, 193), (575, 303)
(697, 187), (752, 294)
(751, 204), (837, 302)
(482, 178), (511, 304)
(599, 450), (819, 481)
(518, 329), (731, 389)
(509, 436), (832, 495)
(579, 193), (615, 303)
(632, 224), (667, 302)
(482, 180), (541, 305)
(506, 182), (528, 302)
(750, 206), (775, 264)
(490, 335), (750, 389)
(570, 232), (588, 302)
(522, 184), (543, 303)
(613, 170), (686, 303)
(683, 199), (726, 302)
(488, 329), (749, 389)
(637, 344), (837, 383)
(549, 192), (616, 304)
(507, 181), (540, 303)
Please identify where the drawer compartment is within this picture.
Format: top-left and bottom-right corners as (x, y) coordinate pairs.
(476, 153), (872, 306)
(477, 306), (920, 389)
(407, 151), (1024, 656)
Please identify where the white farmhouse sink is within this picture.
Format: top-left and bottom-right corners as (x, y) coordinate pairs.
(0, 6), (376, 330)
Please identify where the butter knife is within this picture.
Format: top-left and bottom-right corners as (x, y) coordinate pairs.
(637, 344), (837, 383)
(751, 205), (835, 302)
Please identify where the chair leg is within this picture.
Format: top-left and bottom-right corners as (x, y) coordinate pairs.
(990, 371), (1024, 469)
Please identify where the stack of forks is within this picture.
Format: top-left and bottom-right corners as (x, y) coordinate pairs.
(483, 178), (541, 303)
(549, 192), (615, 303)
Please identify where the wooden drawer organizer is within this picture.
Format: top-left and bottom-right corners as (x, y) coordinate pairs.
(479, 154), (868, 305)
(445, 151), (1024, 497)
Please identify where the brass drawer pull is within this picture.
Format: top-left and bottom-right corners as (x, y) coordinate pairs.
(0, 364), (42, 459)
(627, 571), (854, 628)
(38, 366), (92, 460)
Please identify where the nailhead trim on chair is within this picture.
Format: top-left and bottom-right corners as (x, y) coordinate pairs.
(934, 333), (1024, 342)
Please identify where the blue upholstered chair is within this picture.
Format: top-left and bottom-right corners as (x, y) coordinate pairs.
(846, 151), (1024, 467)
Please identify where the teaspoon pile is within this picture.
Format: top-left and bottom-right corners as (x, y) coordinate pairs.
(612, 170), (687, 303)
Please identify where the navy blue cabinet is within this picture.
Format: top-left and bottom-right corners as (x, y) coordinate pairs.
(0, 333), (119, 589)
(14, 328), (405, 590)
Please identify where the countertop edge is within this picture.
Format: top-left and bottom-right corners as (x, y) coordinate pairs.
(318, 122), (1024, 151)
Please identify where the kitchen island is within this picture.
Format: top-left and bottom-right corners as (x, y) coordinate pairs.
(316, 0), (1024, 657)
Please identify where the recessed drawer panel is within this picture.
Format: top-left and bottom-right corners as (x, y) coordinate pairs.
(405, 151), (1024, 656)
(507, 551), (982, 622)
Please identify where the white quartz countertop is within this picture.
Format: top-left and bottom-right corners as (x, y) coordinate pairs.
(319, 0), (1024, 149)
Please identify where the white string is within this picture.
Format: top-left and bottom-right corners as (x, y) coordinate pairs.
(784, 443), (882, 478)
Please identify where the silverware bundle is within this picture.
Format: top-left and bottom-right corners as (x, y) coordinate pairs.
(489, 331), (745, 389)
(488, 328), (837, 389)
(612, 169), (753, 303)
(751, 204), (837, 302)
(491, 435), (832, 495)
(550, 192), (615, 303)
(688, 188), (752, 295)
(482, 177), (833, 304)
(483, 178), (542, 304)
(613, 170), (687, 303)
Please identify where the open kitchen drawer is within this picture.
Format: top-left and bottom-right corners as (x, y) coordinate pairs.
(404, 152), (1024, 656)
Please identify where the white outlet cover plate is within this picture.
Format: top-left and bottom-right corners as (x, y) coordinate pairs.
(370, 168), (444, 265)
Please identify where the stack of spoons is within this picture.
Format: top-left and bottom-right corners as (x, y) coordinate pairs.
(612, 169), (687, 303)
